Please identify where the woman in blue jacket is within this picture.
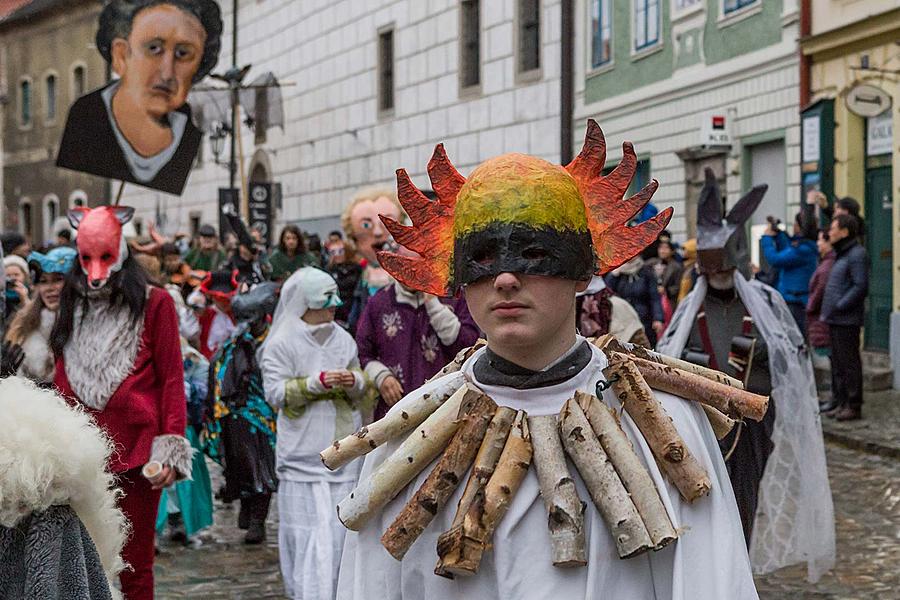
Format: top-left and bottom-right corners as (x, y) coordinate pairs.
(760, 208), (818, 334)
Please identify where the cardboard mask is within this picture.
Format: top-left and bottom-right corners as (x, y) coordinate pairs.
(56, 0), (223, 195)
(68, 206), (135, 289)
(695, 167), (768, 276)
(376, 120), (673, 296)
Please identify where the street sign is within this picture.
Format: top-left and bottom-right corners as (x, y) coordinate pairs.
(218, 188), (240, 243)
(846, 84), (891, 118)
(248, 182), (274, 248)
(866, 110), (893, 156)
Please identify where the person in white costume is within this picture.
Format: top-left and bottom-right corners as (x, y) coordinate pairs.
(657, 168), (835, 582)
(334, 121), (760, 600)
(261, 267), (374, 599)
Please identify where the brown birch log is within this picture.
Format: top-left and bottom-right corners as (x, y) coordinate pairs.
(575, 392), (677, 550)
(528, 414), (587, 567)
(603, 359), (712, 503)
(336, 383), (480, 531)
(559, 398), (653, 558)
(436, 410), (532, 577)
(435, 406), (517, 578)
(606, 351), (768, 421)
(593, 334), (745, 389)
(321, 371), (467, 470)
(427, 339), (488, 382)
(381, 392), (498, 560)
(700, 404), (737, 440)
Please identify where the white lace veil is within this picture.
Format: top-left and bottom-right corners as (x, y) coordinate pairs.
(657, 273), (835, 582)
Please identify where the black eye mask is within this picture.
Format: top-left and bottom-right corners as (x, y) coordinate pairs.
(451, 222), (595, 290)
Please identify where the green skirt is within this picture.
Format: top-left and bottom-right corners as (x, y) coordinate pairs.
(155, 426), (214, 537)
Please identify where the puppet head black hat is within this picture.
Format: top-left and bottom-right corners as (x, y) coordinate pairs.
(232, 281), (279, 323)
(696, 168), (767, 276)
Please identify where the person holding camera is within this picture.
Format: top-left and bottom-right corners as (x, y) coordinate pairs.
(760, 207), (818, 334)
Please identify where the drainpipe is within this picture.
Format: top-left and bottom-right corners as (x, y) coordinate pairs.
(560, 0), (574, 164)
(800, 0), (811, 107)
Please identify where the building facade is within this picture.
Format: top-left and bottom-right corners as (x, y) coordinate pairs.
(0, 0), (108, 247)
(574, 0), (802, 251)
(801, 1), (899, 373)
(123, 0), (566, 240)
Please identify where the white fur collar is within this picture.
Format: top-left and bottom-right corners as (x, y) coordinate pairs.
(0, 377), (127, 597)
(18, 308), (57, 383)
(63, 297), (145, 410)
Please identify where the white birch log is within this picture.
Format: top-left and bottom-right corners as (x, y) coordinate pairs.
(437, 410), (532, 576)
(435, 406), (517, 578)
(426, 340), (488, 382)
(559, 398), (653, 558)
(575, 392), (677, 550)
(321, 371), (466, 471)
(700, 404), (737, 440)
(381, 392), (498, 560)
(336, 382), (479, 531)
(604, 358), (712, 503)
(528, 414), (587, 567)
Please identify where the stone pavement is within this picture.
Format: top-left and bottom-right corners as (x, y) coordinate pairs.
(819, 389), (900, 459)
(155, 436), (900, 599)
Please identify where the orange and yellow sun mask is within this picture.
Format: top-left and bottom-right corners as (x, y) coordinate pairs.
(377, 120), (673, 296)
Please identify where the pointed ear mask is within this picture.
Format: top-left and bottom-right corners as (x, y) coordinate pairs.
(71, 206), (133, 290)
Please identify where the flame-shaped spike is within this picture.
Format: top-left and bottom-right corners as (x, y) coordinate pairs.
(593, 208), (674, 274)
(380, 216), (431, 256)
(565, 118), (607, 181)
(427, 144), (466, 208)
(377, 251), (449, 297)
(603, 142), (637, 199)
(396, 169), (433, 226)
(585, 179), (658, 236)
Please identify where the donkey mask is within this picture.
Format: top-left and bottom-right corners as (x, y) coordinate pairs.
(68, 206), (135, 290)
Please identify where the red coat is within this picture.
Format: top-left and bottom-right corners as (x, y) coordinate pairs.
(54, 287), (187, 473)
(806, 251), (836, 349)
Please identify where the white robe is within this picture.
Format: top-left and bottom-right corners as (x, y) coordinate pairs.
(337, 342), (758, 600)
(657, 274), (835, 582)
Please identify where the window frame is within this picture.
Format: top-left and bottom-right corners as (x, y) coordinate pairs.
(670, 0), (703, 23)
(43, 194), (60, 243)
(587, 0), (614, 75)
(514, 0), (542, 83)
(632, 0), (662, 55)
(717, 0), (760, 27)
(459, 0), (482, 95)
(376, 24), (395, 116)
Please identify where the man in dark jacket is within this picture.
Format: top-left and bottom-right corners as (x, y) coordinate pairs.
(820, 214), (868, 420)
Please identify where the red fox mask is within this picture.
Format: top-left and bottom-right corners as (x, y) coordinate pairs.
(68, 206), (135, 290)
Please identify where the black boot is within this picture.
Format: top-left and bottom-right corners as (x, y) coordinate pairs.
(238, 498), (251, 530)
(244, 494), (271, 545)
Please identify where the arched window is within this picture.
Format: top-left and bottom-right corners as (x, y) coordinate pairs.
(19, 78), (32, 126)
(68, 189), (88, 207)
(72, 64), (86, 99)
(18, 199), (33, 240)
(43, 194), (60, 243)
(45, 73), (57, 121)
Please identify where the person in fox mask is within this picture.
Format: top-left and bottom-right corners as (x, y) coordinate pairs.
(51, 204), (191, 600)
(657, 169), (834, 582)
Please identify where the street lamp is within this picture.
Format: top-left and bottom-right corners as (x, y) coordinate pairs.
(209, 121), (230, 164)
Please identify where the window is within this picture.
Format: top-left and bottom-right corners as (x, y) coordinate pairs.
(460, 0), (481, 89)
(633, 0), (660, 51)
(675, 0), (700, 8)
(724, 0), (756, 14)
(43, 195), (59, 242)
(517, 0), (540, 74)
(19, 200), (33, 239)
(377, 27), (394, 112)
(591, 0), (612, 68)
(45, 74), (57, 121)
(72, 65), (86, 98)
(19, 78), (32, 126)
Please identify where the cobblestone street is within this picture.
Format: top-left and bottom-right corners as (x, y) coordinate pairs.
(154, 442), (900, 599)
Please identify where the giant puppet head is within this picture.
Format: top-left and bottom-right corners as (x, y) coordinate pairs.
(375, 120), (673, 296)
(695, 167), (768, 278)
(341, 187), (405, 265)
(67, 206), (136, 290)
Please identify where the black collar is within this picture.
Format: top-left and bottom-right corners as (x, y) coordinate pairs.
(473, 341), (593, 390)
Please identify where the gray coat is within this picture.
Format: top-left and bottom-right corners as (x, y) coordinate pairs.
(0, 505), (112, 600)
(821, 238), (868, 327)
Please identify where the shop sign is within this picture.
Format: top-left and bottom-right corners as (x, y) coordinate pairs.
(802, 115), (820, 163)
(867, 111), (893, 156)
(846, 84), (891, 118)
